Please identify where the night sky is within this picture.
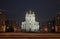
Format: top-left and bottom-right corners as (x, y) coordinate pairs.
(0, 0), (60, 24)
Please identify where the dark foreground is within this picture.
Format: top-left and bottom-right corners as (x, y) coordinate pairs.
(0, 32), (60, 39)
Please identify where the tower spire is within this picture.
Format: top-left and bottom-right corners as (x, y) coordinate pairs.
(29, 10), (32, 14)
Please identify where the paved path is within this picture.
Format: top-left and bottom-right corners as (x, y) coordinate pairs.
(0, 33), (60, 38)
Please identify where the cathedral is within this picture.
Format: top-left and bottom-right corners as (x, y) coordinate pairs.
(21, 10), (39, 32)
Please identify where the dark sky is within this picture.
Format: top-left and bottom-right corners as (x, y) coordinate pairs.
(0, 0), (60, 24)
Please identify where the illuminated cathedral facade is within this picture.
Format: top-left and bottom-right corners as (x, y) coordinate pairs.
(21, 10), (39, 32)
